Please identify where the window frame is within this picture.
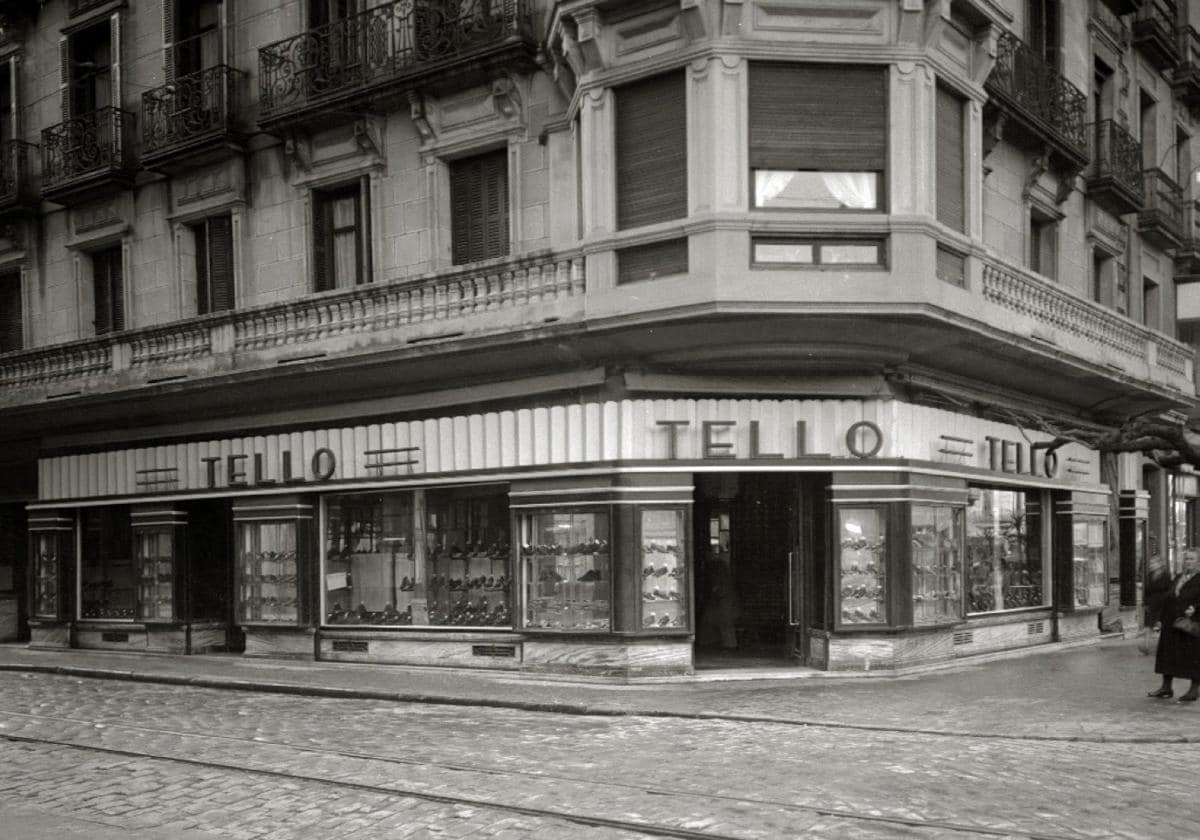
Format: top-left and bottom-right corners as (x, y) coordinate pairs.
(189, 213), (235, 315)
(750, 236), (888, 269)
(0, 269), (23, 353)
(312, 180), (368, 292)
(965, 486), (1050, 616)
(449, 147), (511, 266)
(90, 244), (124, 335)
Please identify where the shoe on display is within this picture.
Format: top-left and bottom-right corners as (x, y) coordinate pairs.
(578, 568), (601, 582)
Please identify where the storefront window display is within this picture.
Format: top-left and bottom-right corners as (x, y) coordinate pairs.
(1071, 519), (1107, 608)
(966, 488), (1044, 613)
(837, 507), (887, 625)
(80, 507), (135, 620)
(32, 530), (69, 619)
(135, 529), (175, 621)
(911, 506), (963, 625)
(324, 486), (511, 628)
(521, 510), (610, 631)
(639, 509), (688, 630)
(238, 521), (299, 624)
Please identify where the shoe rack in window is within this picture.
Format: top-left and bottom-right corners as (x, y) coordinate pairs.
(836, 506), (888, 626)
(520, 509), (611, 631)
(131, 507), (187, 623)
(638, 508), (689, 631)
(234, 499), (314, 627)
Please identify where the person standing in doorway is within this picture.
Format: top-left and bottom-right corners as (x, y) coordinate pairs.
(1147, 548), (1200, 702)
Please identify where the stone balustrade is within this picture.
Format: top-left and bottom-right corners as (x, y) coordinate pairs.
(0, 252), (585, 398)
(981, 256), (1193, 380)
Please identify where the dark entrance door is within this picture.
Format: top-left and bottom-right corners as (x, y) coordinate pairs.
(694, 473), (812, 666)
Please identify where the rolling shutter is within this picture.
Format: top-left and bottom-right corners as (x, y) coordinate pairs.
(451, 149), (509, 265)
(209, 215), (235, 311)
(59, 36), (71, 123)
(748, 62), (886, 172)
(616, 70), (687, 230)
(936, 85), (966, 232)
(163, 0), (175, 83)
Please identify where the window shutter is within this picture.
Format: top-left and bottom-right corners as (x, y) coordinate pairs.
(313, 196), (331, 292)
(616, 70), (686, 230)
(0, 274), (22, 353)
(195, 222), (211, 314)
(59, 36), (71, 123)
(93, 256), (111, 335)
(7, 56), (18, 143)
(748, 63), (886, 172)
(110, 249), (125, 331)
(110, 13), (122, 112)
(936, 85), (966, 233)
(482, 150), (508, 260)
(450, 159), (476, 265)
(163, 0), (175, 84)
(208, 215), (235, 310)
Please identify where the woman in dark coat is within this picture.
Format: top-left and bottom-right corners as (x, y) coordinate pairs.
(1148, 549), (1200, 702)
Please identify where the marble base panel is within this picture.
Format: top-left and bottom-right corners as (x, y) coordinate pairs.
(242, 627), (316, 659)
(318, 632), (524, 670)
(823, 632), (956, 672)
(1057, 610), (1102, 642)
(0, 597), (18, 641)
(75, 623), (197, 654)
(28, 622), (70, 649)
(953, 616), (1054, 657)
(522, 637), (692, 677)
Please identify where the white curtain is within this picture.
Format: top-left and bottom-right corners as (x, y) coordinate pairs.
(820, 172), (876, 209)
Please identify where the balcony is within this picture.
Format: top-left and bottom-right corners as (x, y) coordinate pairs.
(142, 65), (245, 174)
(1175, 26), (1200, 114)
(0, 140), (38, 216)
(1098, 0), (1143, 12)
(69, 0), (110, 16)
(1138, 167), (1185, 248)
(1086, 120), (1143, 216)
(41, 107), (136, 205)
(258, 0), (538, 133)
(984, 31), (1089, 176)
(1132, 0), (1180, 71)
(1175, 198), (1200, 275)
(1090, 0), (1130, 49)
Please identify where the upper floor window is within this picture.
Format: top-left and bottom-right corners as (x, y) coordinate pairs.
(1027, 0), (1061, 68)
(173, 0), (223, 78)
(450, 148), (509, 265)
(0, 271), (22, 353)
(0, 61), (12, 145)
(936, 84), (966, 233)
(313, 182), (367, 291)
(749, 62), (886, 211)
(69, 21), (113, 117)
(191, 214), (234, 314)
(1030, 209), (1057, 279)
(615, 70), (687, 230)
(91, 245), (124, 335)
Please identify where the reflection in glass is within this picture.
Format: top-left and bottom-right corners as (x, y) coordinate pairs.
(33, 532), (65, 619)
(522, 511), (610, 631)
(911, 506), (963, 625)
(640, 509), (688, 630)
(81, 507), (135, 620)
(1072, 519), (1107, 608)
(966, 488), (1043, 613)
(838, 507), (886, 624)
(238, 521), (298, 624)
(136, 530), (174, 621)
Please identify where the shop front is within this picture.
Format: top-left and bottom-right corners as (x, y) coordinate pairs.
(25, 396), (1121, 675)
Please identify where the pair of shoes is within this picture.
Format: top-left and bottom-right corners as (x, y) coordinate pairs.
(1147, 688), (1174, 698)
(1179, 692), (1199, 702)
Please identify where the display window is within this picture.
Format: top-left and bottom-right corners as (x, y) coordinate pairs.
(911, 506), (963, 625)
(238, 521), (299, 624)
(520, 509), (610, 631)
(80, 507), (135, 620)
(837, 507), (887, 625)
(639, 508), (688, 630)
(135, 529), (175, 621)
(32, 530), (69, 619)
(1071, 518), (1107, 608)
(323, 486), (511, 628)
(966, 488), (1045, 613)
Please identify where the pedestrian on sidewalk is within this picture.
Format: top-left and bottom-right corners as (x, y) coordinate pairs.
(1148, 548), (1200, 702)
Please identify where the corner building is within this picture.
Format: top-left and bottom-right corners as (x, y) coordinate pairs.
(0, 0), (1195, 676)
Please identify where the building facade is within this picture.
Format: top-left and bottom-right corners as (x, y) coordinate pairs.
(0, 0), (1196, 675)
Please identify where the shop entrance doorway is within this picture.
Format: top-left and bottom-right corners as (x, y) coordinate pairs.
(693, 473), (826, 668)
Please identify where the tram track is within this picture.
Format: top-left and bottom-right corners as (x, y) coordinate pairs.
(0, 707), (1087, 840)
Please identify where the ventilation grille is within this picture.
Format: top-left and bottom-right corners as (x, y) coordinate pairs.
(952, 630), (974, 646)
(472, 644), (516, 658)
(1027, 621), (1045, 635)
(331, 640), (369, 653)
(101, 632), (130, 643)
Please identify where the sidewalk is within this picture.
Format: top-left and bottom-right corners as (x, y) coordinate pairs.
(2, 637), (1196, 743)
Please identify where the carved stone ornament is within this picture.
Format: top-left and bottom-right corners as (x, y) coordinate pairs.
(410, 91), (435, 144)
(283, 130), (312, 173)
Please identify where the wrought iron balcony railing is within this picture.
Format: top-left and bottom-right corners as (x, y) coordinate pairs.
(0, 139), (37, 210)
(259, 0), (535, 123)
(1139, 167), (1185, 247)
(1090, 0), (1130, 46)
(69, 0), (111, 16)
(1087, 120), (1143, 215)
(1175, 26), (1200, 112)
(142, 65), (244, 162)
(985, 31), (1089, 166)
(1132, 0), (1181, 69)
(41, 107), (135, 196)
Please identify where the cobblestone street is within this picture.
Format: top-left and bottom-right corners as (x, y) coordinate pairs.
(2, 647), (1198, 839)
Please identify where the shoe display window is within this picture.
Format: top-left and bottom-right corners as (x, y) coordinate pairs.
(238, 520), (300, 624)
(836, 506), (888, 626)
(79, 507), (136, 621)
(1070, 518), (1107, 608)
(910, 505), (963, 626)
(520, 509), (611, 631)
(30, 522), (72, 620)
(134, 529), (175, 622)
(638, 508), (688, 631)
(323, 486), (512, 628)
(966, 487), (1045, 614)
